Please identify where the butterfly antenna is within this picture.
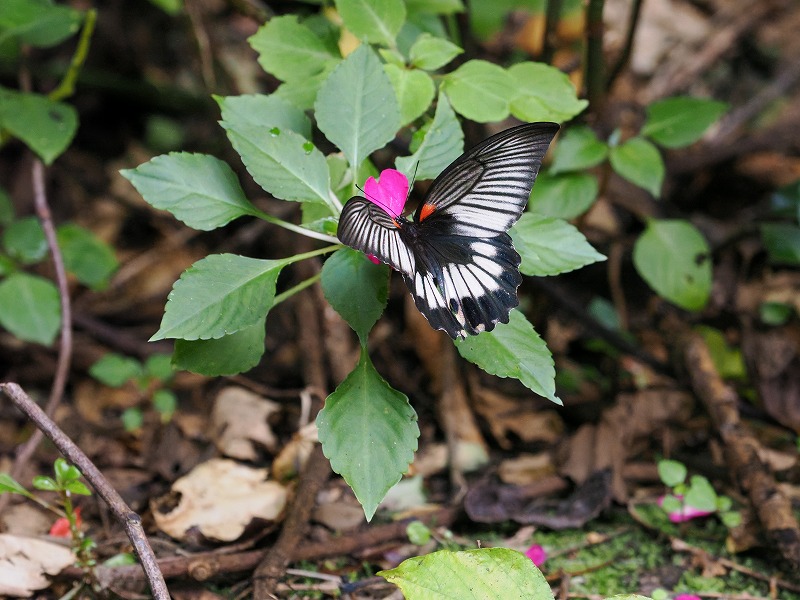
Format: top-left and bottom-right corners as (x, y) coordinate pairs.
(356, 182), (398, 218)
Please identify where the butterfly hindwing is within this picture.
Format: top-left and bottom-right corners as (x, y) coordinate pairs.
(336, 122), (560, 339)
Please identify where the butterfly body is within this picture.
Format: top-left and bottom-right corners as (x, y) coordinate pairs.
(337, 122), (559, 339)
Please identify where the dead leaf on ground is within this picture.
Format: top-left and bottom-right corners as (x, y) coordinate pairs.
(150, 458), (287, 542)
(210, 386), (281, 459)
(498, 452), (556, 486)
(0, 534), (75, 597)
(272, 422), (318, 482)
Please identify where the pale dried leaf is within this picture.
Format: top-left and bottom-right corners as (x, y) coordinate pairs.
(210, 387), (281, 459)
(0, 534), (75, 597)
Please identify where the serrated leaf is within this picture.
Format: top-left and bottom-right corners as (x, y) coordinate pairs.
(121, 153), (258, 230)
(321, 248), (390, 343)
(408, 33), (462, 70)
(90, 354), (143, 387)
(633, 219), (711, 311)
(2, 216), (47, 264)
(379, 548), (554, 600)
(441, 60), (513, 122)
(317, 347), (419, 520)
(395, 94), (463, 181)
(57, 223), (118, 290)
(405, 0), (464, 15)
(0, 0), (84, 48)
(0, 87), (78, 164)
(248, 15), (338, 82)
(642, 96), (728, 149)
(760, 223), (800, 265)
(509, 62), (588, 123)
(173, 317), (266, 376)
(456, 310), (560, 404)
(0, 272), (60, 345)
(215, 94), (312, 139)
(550, 126), (608, 174)
(315, 44), (401, 172)
(384, 64), (435, 126)
(273, 64), (337, 111)
(223, 124), (332, 206)
(512, 213), (606, 276)
(335, 0), (406, 46)
(528, 171), (598, 219)
(152, 254), (290, 341)
(609, 136), (664, 197)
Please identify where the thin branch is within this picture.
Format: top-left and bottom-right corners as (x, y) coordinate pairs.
(606, 0), (644, 88)
(0, 383), (170, 600)
(542, 0), (563, 64)
(584, 0), (606, 109)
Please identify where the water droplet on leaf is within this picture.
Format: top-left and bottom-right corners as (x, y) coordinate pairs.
(269, 127), (280, 136)
(303, 141), (314, 154)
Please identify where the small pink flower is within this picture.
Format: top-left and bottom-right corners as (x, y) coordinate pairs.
(362, 169), (409, 264)
(674, 595), (702, 600)
(525, 543), (547, 567)
(658, 495), (714, 523)
(49, 507), (81, 537)
(364, 169), (408, 217)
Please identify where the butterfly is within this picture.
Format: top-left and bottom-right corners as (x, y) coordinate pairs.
(336, 122), (559, 340)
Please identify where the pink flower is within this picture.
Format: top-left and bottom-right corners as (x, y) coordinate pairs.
(658, 495), (714, 523)
(362, 169), (409, 265)
(674, 595), (702, 600)
(525, 543), (547, 567)
(49, 507), (81, 537)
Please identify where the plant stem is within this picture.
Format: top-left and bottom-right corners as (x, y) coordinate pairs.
(254, 210), (340, 244)
(49, 9), (97, 102)
(606, 0), (643, 87)
(273, 273), (323, 306)
(585, 0), (606, 110)
(543, 0), (563, 63)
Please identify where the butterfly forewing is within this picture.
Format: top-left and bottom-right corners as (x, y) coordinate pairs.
(336, 122), (559, 339)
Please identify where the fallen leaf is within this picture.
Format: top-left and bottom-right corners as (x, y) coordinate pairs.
(0, 534), (75, 597)
(210, 387), (281, 460)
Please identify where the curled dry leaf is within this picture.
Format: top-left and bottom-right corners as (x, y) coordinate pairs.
(210, 386), (281, 459)
(271, 422), (318, 482)
(151, 458), (287, 542)
(0, 534), (75, 597)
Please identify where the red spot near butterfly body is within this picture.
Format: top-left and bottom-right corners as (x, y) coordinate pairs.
(419, 203), (436, 221)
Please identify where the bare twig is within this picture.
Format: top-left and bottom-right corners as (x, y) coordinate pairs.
(542, 0), (563, 64)
(584, 0), (606, 110)
(606, 0), (644, 88)
(0, 382), (170, 600)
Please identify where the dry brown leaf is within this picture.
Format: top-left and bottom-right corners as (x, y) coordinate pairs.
(271, 423), (318, 482)
(498, 452), (556, 486)
(472, 385), (564, 449)
(210, 386), (281, 459)
(0, 504), (52, 536)
(151, 458), (287, 542)
(0, 534), (75, 597)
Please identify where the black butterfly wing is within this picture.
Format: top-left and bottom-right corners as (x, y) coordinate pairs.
(336, 196), (416, 277)
(402, 233), (522, 339)
(415, 122), (560, 237)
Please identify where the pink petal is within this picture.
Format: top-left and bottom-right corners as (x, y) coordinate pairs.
(674, 595), (702, 600)
(367, 254), (380, 265)
(525, 544), (547, 567)
(658, 495), (714, 523)
(363, 169), (408, 217)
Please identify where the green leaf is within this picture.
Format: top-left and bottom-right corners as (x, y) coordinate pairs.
(321, 248), (390, 344)
(512, 213), (606, 276)
(769, 179), (800, 221)
(509, 62), (588, 123)
(173, 317), (266, 376)
(32, 475), (58, 492)
(685, 475), (718, 512)
(642, 96), (728, 149)
(55, 458), (80, 484)
(335, 0), (406, 47)
(317, 347), (419, 520)
(121, 153), (258, 231)
(0, 272), (60, 345)
(384, 64), (435, 126)
(550, 126), (608, 173)
(657, 459), (687, 487)
(143, 353), (174, 382)
(441, 60), (514, 122)
(406, 520), (431, 545)
(408, 33), (463, 70)
(0, 88), (78, 164)
(395, 94), (463, 181)
(273, 64), (337, 111)
(65, 480), (92, 495)
(609, 136), (664, 197)
(456, 310), (560, 404)
(528, 171), (598, 219)
(152, 254), (290, 341)
(248, 15), (338, 82)
(215, 94), (312, 139)
(315, 44), (401, 172)
(152, 389), (177, 419)
(0, 473), (33, 498)
(0, 0), (84, 48)
(223, 124), (332, 206)
(405, 0), (464, 15)
(379, 548), (554, 600)
(633, 219), (711, 311)
(2, 216), (47, 264)
(56, 224), (118, 290)
(121, 407), (143, 432)
(695, 325), (746, 380)
(760, 223), (800, 265)
(760, 301), (793, 326)
(90, 353), (143, 387)
(147, 0), (183, 15)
